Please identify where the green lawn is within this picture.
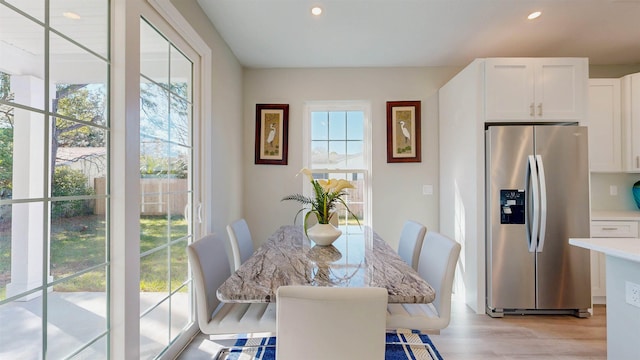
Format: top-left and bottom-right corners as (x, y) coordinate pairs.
(0, 214), (188, 299)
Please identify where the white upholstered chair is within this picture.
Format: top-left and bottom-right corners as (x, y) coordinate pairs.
(387, 231), (461, 334)
(397, 220), (427, 270)
(226, 218), (255, 271)
(186, 234), (276, 336)
(276, 286), (388, 360)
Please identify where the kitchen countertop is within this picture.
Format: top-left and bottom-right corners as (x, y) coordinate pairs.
(569, 237), (640, 263)
(591, 210), (640, 221)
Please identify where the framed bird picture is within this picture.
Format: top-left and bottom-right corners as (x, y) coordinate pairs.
(386, 100), (421, 163)
(255, 104), (289, 165)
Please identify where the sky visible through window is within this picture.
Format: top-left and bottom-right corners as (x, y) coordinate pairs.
(311, 111), (364, 169)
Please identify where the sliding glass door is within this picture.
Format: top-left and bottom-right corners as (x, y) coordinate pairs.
(138, 18), (194, 358)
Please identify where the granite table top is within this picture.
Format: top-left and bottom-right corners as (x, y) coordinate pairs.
(217, 225), (436, 304)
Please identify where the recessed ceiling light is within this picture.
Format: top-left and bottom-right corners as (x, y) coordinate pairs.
(311, 6), (323, 16)
(63, 11), (81, 20)
(527, 11), (542, 20)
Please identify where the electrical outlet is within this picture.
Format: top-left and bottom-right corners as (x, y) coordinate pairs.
(625, 281), (640, 308)
(610, 185), (618, 196)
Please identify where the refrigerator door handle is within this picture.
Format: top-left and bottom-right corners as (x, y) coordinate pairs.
(535, 155), (547, 253)
(527, 155), (539, 253)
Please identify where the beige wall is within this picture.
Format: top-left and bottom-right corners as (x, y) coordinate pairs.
(242, 67), (461, 248)
(171, 0), (245, 237)
(589, 64), (640, 78)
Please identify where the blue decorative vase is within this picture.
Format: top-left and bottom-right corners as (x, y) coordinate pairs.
(634, 180), (640, 210)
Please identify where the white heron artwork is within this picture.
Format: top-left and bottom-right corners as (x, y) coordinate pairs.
(399, 120), (411, 145)
(266, 123), (276, 146)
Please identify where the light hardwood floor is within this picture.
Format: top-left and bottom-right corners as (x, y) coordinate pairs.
(176, 300), (607, 359)
(434, 301), (606, 359)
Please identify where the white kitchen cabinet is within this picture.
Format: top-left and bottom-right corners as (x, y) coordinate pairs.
(588, 79), (622, 172)
(621, 72), (640, 172)
(485, 58), (587, 121)
(590, 220), (640, 304)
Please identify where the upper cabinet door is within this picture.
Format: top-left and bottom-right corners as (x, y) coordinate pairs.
(622, 73), (640, 172)
(485, 58), (587, 122)
(588, 79), (622, 172)
(485, 59), (535, 120)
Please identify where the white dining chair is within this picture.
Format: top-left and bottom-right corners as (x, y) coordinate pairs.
(387, 231), (461, 334)
(226, 218), (255, 271)
(276, 285), (388, 360)
(186, 234), (276, 336)
(397, 220), (427, 270)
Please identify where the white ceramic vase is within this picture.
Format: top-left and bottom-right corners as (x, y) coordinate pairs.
(306, 223), (342, 246)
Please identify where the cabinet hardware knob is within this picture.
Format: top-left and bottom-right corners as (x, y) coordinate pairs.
(538, 103), (543, 116)
(530, 103), (534, 117)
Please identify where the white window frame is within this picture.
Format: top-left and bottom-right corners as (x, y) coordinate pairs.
(303, 101), (372, 227)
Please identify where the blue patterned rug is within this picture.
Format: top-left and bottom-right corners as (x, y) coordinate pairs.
(217, 330), (443, 359)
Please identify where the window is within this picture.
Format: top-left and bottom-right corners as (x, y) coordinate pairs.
(0, 0), (110, 358)
(305, 102), (372, 231)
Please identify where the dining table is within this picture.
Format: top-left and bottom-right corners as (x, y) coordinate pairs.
(216, 225), (436, 304)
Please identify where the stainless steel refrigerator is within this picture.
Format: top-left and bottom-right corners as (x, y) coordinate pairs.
(485, 124), (591, 318)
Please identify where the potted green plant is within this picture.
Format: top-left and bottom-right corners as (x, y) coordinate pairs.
(282, 168), (360, 245)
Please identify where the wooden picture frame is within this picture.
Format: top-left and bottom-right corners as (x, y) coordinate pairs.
(255, 104), (289, 165)
(386, 100), (421, 163)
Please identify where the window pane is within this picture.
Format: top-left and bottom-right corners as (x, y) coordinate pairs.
(140, 215), (169, 253)
(170, 95), (190, 146)
(168, 192), (188, 242)
(170, 284), (190, 339)
(328, 140), (345, 165)
(0, 7), (45, 109)
(50, 0), (109, 58)
(5, 0), (43, 22)
(52, 123), (107, 197)
(140, 299), (170, 358)
(311, 112), (328, 140)
(4, 109), (47, 200)
(169, 145), (189, 181)
(347, 111), (364, 140)
(310, 140), (328, 168)
(346, 141), (364, 168)
(140, 248), (169, 299)
(140, 20), (169, 86)
(47, 272), (107, 359)
(0, 291), (43, 358)
(140, 140), (170, 178)
(53, 84), (107, 126)
(141, 80), (170, 141)
(170, 45), (191, 99)
(50, 33), (107, 104)
(328, 111), (346, 140)
(1, 202), (45, 298)
(170, 239), (188, 292)
(50, 209), (106, 280)
(73, 336), (108, 360)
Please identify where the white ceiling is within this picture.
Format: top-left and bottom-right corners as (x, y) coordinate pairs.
(196, 0), (640, 68)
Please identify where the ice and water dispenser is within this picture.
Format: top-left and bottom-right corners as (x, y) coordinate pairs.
(500, 189), (525, 224)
